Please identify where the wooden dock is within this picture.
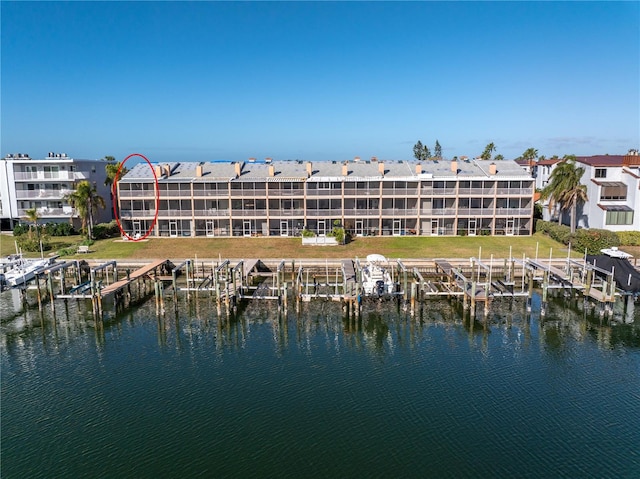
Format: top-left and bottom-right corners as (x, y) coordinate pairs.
(100, 259), (168, 297)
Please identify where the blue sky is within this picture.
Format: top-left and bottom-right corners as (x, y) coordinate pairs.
(2, 1), (638, 163)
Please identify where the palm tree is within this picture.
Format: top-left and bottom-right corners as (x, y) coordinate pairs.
(521, 147), (538, 165)
(24, 208), (40, 241)
(480, 142), (496, 161)
(24, 208), (43, 258)
(104, 159), (128, 217)
(539, 155), (587, 232)
(64, 180), (106, 238)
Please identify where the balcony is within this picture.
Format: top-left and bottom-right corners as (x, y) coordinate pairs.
(193, 209), (230, 217)
(13, 171), (88, 181)
(120, 209), (156, 219)
(193, 189), (229, 198)
(229, 189), (267, 197)
(496, 188), (533, 196)
(268, 208), (305, 217)
(15, 189), (72, 199)
(17, 207), (75, 217)
(380, 188), (420, 196)
(380, 208), (418, 216)
(421, 208), (457, 216)
(264, 189), (304, 197)
(229, 209), (268, 217)
(119, 190), (158, 198)
(495, 208), (533, 216)
(421, 188), (457, 195)
(306, 209), (336, 217)
(457, 188), (495, 195)
(343, 209), (381, 216)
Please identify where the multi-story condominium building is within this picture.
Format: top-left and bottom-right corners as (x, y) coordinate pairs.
(117, 157), (535, 238)
(0, 152), (111, 230)
(528, 151), (639, 230)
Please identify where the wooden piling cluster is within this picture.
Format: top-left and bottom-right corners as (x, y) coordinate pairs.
(5, 253), (637, 322)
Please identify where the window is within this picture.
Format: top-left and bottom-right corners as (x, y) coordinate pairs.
(595, 169), (607, 178)
(606, 210), (633, 225)
(600, 184), (627, 201)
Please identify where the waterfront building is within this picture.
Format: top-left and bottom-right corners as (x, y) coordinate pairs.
(0, 152), (111, 230)
(529, 151), (640, 231)
(117, 157), (535, 237)
(575, 152), (640, 231)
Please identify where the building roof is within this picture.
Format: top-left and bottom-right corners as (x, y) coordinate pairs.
(120, 158), (531, 182)
(536, 159), (562, 166)
(575, 155), (626, 167)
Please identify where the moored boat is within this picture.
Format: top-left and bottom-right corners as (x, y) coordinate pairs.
(362, 254), (395, 297)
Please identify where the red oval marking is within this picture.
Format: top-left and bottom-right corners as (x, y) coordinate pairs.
(112, 153), (159, 241)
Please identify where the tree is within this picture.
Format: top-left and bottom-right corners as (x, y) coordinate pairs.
(539, 155), (587, 232)
(64, 180), (106, 238)
(521, 148), (538, 164)
(104, 158), (128, 216)
(413, 141), (424, 161)
(413, 141), (430, 161)
(494, 154), (504, 161)
(480, 142), (496, 161)
(23, 208), (44, 257)
(434, 140), (442, 159)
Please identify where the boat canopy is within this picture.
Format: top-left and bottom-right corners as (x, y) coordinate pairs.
(366, 254), (388, 263)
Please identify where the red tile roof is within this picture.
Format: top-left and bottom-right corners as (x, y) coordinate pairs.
(575, 155), (625, 167)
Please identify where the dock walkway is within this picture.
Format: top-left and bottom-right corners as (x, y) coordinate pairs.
(100, 259), (167, 297)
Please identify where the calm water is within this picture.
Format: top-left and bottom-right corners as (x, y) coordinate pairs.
(1, 291), (639, 478)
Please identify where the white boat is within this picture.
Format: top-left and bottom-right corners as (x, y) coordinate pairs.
(362, 254), (395, 297)
(2, 258), (54, 288)
(600, 247), (633, 259)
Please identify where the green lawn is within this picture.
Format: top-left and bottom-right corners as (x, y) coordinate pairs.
(2, 232), (578, 261)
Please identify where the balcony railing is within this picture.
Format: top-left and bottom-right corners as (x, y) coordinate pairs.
(229, 209), (268, 217)
(118, 190), (158, 198)
(380, 208), (418, 216)
(264, 189), (304, 197)
(457, 188), (495, 195)
(421, 208), (457, 216)
(495, 208), (533, 216)
(193, 209), (230, 217)
(15, 189), (71, 199)
(495, 188), (533, 196)
(421, 188), (457, 195)
(268, 209), (305, 217)
(13, 171), (89, 181)
(380, 188), (420, 196)
(343, 209), (381, 216)
(192, 190), (230, 197)
(17, 207), (75, 217)
(229, 190), (267, 197)
(306, 209), (336, 217)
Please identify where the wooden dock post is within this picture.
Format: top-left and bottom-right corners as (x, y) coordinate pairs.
(470, 280), (476, 318)
(36, 273), (43, 311)
(410, 281), (416, 317)
(47, 271), (55, 314)
(283, 282), (288, 312)
(541, 270), (549, 316)
(527, 269), (533, 312)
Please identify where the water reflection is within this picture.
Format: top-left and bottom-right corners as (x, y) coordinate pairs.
(1, 288), (639, 366)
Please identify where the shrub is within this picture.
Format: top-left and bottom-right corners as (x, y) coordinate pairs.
(44, 222), (76, 236)
(13, 223), (29, 236)
(570, 228), (620, 255)
(57, 247), (76, 257)
(617, 231), (640, 246)
(92, 221), (120, 240)
(15, 231), (51, 252)
(302, 228), (316, 238)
